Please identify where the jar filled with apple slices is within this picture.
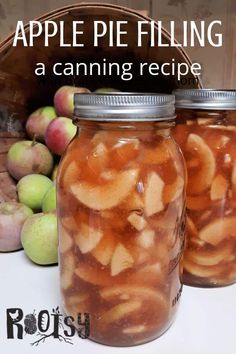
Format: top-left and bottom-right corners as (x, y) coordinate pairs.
(173, 89), (236, 287)
(57, 93), (186, 346)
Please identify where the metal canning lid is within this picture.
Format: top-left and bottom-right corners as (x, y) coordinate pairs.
(173, 89), (236, 110)
(74, 93), (175, 122)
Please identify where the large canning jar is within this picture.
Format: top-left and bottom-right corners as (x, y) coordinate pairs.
(173, 89), (236, 287)
(57, 93), (186, 346)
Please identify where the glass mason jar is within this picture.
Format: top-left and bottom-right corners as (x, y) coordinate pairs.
(172, 89), (236, 287)
(57, 93), (186, 346)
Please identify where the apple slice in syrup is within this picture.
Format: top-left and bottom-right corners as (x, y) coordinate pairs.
(70, 169), (139, 210)
(199, 217), (236, 246)
(186, 134), (216, 194)
(210, 174), (229, 200)
(144, 172), (165, 217)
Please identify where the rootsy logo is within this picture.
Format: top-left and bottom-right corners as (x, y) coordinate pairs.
(6, 307), (90, 346)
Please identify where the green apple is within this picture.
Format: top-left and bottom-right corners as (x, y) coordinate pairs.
(21, 212), (58, 265)
(26, 106), (57, 142)
(7, 140), (53, 181)
(42, 185), (56, 212)
(0, 202), (33, 252)
(17, 174), (53, 210)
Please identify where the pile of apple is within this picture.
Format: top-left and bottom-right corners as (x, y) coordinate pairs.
(0, 85), (90, 265)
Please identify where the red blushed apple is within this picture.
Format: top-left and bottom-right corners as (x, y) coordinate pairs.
(45, 117), (77, 156)
(26, 106), (57, 142)
(54, 85), (90, 118)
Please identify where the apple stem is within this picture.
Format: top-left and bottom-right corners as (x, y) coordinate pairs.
(32, 134), (37, 146)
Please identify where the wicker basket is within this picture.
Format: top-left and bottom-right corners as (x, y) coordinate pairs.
(0, 3), (201, 201)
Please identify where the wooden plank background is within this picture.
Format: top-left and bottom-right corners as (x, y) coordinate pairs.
(0, 0), (235, 88)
